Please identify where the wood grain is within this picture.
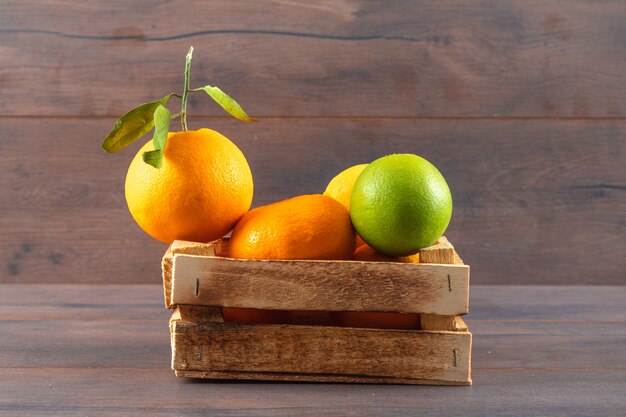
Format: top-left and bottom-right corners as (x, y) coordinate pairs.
(1, 285), (618, 322)
(173, 370), (469, 386)
(161, 248), (173, 309)
(0, 319), (169, 369)
(420, 315), (468, 332)
(1, 117), (624, 285)
(0, 284), (165, 320)
(419, 237), (456, 264)
(418, 239), (468, 332)
(1, 285), (626, 416)
(468, 286), (626, 321)
(171, 253), (469, 314)
(175, 305), (224, 323)
(170, 318), (472, 384)
(2, 1), (626, 117)
(1, 368), (625, 417)
(3, 312), (625, 370)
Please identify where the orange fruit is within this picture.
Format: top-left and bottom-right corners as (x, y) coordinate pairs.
(288, 310), (337, 326)
(223, 308), (288, 325)
(352, 244), (420, 263)
(125, 128), (253, 243)
(229, 194), (355, 260)
(323, 163), (368, 211)
(337, 311), (419, 330)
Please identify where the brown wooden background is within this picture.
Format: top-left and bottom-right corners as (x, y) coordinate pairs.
(1, 0), (624, 285)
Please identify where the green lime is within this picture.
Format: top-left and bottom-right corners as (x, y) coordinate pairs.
(350, 154), (452, 256)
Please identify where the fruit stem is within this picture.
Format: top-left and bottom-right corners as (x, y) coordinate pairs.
(180, 46), (193, 132)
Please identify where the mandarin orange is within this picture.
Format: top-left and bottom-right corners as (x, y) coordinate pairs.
(336, 311), (420, 330)
(229, 194), (355, 260)
(222, 308), (288, 325)
(125, 128), (253, 243)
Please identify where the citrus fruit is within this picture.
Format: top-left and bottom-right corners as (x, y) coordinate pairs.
(125, 128), (253, 244)
(289, 310), (336, 326)
(223, 308), (288, 325)
(323, 163), (368, 211)
(336, 311), (419, 330)
(229, 194), (355, 260)
(352, 244), (420, 263)
(350, 154), (452, 256)
(355, 234), (367, 249)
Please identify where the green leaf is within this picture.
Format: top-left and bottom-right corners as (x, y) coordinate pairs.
(141, 149), (163, 169)
(140, 105), (171, 169)
(194, 85), (257, 122)
(101, 94), (174, 153)
(151, 105), (171, 150)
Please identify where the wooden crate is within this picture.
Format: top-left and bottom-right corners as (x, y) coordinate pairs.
(162, 237), (472, 385)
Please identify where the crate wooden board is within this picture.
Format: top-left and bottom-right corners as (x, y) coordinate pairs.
(164, 238), (469, 315)
(162, 237), (465, 309)
(170, 313), (472, 385)
(172, 256), (468, 315)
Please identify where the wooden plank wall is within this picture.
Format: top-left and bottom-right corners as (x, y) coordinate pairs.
(0, 1), (624, 284)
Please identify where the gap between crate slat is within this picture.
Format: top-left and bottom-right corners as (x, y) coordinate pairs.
(173, 305), (467, 332)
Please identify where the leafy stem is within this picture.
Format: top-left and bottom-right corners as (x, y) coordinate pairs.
(180, 46), (193, 132)
(101, 46), (257, 168)
(192, 85), (257, 122)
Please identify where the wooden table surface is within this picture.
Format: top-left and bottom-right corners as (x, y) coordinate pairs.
(1, 284), (625, 416)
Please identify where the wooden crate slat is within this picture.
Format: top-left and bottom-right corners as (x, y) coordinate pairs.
(174, 370), (470, 385)
(170, 317), (471, 385)
(171, 255), (469, 315)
